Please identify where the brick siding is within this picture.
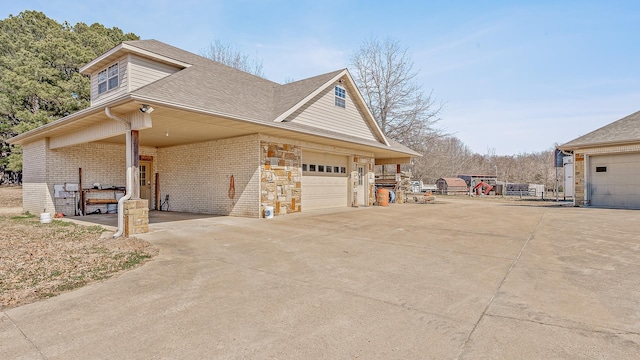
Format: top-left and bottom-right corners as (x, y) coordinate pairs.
(157, 135), (260, 217)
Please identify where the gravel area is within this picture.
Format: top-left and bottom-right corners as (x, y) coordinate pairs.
(0, 187), (158, 310)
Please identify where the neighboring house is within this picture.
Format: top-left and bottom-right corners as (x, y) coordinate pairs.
(558, 110), (640, 209)
(435, 178), (468, 195)
(9, 40), (419, 224)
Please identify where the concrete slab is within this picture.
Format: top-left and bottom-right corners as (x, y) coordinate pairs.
(458, 314), (640, 359)
(4, 198), (640, 359)
(0, 313), (43, 360)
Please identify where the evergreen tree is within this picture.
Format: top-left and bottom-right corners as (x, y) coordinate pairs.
(0, 10), (138, 183)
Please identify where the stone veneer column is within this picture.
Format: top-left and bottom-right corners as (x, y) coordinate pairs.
(260, 142), (302, 217)
(123, 199), (149, 235)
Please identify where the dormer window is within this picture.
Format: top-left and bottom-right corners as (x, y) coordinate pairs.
(98, 63), (119, 94)
(335, 85), (346, 108)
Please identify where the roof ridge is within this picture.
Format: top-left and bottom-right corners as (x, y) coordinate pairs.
(560, 110), (640, 149)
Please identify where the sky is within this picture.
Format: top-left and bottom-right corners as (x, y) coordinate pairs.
(3, 0), (640, 155)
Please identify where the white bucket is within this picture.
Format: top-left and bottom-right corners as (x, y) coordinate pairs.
(106, 204), (118, 214)
(40, 213), (52, 224)
(264, 206), (274, 219)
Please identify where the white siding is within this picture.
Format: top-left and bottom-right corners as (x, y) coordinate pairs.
(90, 56), (128, 106)
(128, 54), (180, 92)
(286, 82), (379, 142)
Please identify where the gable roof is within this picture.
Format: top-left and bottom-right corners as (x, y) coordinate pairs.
(272, 70), (344, 119)
(559, 110), (640, 150)
(127, 40), (279, 121)
(9, 39), (419, 158)
(438, 178), (468, 187)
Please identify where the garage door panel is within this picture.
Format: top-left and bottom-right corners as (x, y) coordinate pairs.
(301, 150), (349, 210)
(589, 153), (640, 209)
(302, 176), (347, 209)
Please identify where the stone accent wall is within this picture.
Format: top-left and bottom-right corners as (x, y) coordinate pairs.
(158, 135), (260, 217)
(260, 142), (301, 216)
(124, 199), (149, 235)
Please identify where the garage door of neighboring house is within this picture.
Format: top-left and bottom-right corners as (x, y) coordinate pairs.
(301, 151), (349, 210)
(589, 153), (640, 209)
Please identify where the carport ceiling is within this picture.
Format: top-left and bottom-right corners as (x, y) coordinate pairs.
(99, 107), (260, 147)
(95, 104), (410, 160)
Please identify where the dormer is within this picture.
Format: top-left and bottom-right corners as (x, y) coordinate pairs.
(80, 41), (191, 106)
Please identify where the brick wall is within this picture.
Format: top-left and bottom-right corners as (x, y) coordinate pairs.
(22, 140), (157, 216)
(51, 143), (157, 215)
(22, 139), (55, 214)
(157, 134), (260, 217)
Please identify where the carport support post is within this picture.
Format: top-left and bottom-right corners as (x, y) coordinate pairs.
(131, 130), (140, 199)
(123, 129), (149, 236)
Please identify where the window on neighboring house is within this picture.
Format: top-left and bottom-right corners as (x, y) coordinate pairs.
(98, 63), (119, 94)
(335, 85), (346, 108)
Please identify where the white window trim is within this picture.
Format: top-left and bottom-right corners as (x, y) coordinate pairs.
(97, 62), (119, 95)
(335, 85), (346, 108)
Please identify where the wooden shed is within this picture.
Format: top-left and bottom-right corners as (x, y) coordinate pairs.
(436, 177), (468, 195)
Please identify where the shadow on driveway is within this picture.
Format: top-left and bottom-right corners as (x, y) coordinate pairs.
(66, 211), (220, 230)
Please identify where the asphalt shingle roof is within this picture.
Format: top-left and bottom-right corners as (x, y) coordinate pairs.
(9, 39), (420, 158)
(128, 40), (279, 121)
(272, 70), (344, 119)
(560, 110), (640, 149)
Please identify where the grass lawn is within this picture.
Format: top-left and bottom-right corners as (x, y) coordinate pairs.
(0, 186), (157, 310)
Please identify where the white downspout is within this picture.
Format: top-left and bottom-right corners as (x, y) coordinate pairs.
(105, 107), (132, 238)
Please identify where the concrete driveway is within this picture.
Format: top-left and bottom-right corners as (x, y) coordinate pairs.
(2, 198), (639, 359)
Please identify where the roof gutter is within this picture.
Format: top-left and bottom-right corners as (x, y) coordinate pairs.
(129, 94), (420, 158)
(105, 107), (132, 238)
(8, 96), (134, 145)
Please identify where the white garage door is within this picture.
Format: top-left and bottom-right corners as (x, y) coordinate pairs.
(589, 153), (640, 209)
(302, 151), (348, 210)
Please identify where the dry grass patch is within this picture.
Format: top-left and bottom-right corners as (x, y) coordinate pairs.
(0, 186), (23, 213)
(0, 214), (158, 310)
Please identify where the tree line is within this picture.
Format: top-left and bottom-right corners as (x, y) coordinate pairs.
(0, 11), (138, 183)
(347, 37), (559, 189)
(0, 11), (559, 189)
(414, 137), (561, 190)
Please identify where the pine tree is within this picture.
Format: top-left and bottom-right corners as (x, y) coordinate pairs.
(0, 11), (139, 183)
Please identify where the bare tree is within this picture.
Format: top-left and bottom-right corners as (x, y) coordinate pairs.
(412, 136), (475, 183)
(202, 39), (265, 77)
(349, 37), (443, 148)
